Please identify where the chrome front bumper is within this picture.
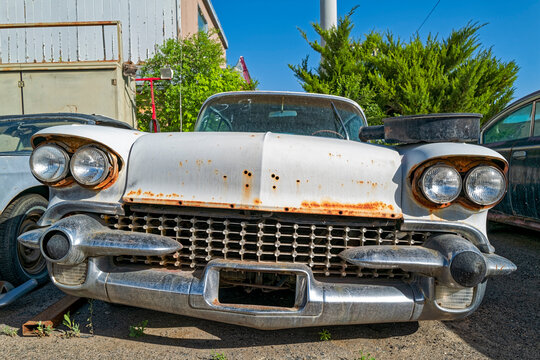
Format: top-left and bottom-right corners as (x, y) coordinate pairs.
(19, 213), (514, 329)
(47, 257), (486, 329)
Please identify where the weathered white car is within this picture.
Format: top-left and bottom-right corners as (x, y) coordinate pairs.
(19, 92), (515, 329)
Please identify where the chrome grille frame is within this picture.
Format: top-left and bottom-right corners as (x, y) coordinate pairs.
(103, 205), (429, 279)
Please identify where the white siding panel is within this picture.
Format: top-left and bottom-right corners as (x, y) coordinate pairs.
(0, 0), (180, 64)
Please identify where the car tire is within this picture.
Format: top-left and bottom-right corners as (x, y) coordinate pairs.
(0, 194), (48, 286)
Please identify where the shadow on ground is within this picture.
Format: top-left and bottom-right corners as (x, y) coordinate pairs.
(442, 223), (540, 360)
(83, 301), (419, 349)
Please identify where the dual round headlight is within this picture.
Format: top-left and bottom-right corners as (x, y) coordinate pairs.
(70, 147), (111, 186)
(30, 144), (70, 183)
(464, 166), (506, 206)
(30, 144), (111, 186)
(420, 164), (506, 206)
(421, 165), (462, 204)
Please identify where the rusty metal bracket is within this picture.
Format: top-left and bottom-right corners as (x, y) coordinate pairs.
(22, 295), (86, 336)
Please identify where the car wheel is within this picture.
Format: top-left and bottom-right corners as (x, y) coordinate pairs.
(0, 194), (48, 286)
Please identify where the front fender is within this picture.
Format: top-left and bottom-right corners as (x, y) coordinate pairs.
(398, 142), (507, 235)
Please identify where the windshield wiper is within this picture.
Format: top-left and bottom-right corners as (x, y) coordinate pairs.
(330, 102), (349, 140)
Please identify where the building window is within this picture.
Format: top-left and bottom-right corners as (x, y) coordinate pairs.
(198, 7), (208, 33)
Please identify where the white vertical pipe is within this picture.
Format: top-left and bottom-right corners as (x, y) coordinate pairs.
(320, 0), (337, 47)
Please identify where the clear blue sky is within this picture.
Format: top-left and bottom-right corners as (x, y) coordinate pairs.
(213, 0), (539, 101)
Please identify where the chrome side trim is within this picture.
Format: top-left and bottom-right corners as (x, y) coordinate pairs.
(488, 210), (540, 232)
(486, 147), (512, 152)
(400, 219), (495, 253)
(487, 144), (540, 152)
(509, 144), (540, 151)
(38, 201), (124, 226)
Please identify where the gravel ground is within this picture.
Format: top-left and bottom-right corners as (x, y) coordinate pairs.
(1, 222), (538, 360)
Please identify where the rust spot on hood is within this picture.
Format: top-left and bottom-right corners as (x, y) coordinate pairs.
(123, 195), (400, 219)
(242, 169), (253, 202)
(125, 189), (142, 197)
(286, 201), (399, 218)
(300, 201), (394, 212)
(123, 195), (402, 218)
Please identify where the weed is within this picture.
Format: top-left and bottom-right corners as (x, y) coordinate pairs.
(210, 351), (228, 360)
(86, 299), (94, 335)
(355, 351), (376, 360)
(128, 320), (148, 338)
(0, 325), (18, 337)
(319, 329), (332, 341)
(35, 321), (53, 337)
(62, 311), (81, 338)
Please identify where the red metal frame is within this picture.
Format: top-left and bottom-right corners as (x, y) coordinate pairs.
(135, 77), (163, 133)
(239, 56), (251, 84)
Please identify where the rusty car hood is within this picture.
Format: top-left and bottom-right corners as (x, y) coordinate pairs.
(124, 132), (403, 219)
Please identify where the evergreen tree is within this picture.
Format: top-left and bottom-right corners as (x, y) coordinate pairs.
(290, 10), (518, 125)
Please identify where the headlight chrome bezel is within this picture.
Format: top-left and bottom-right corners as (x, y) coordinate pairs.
(29, 143), (71, 184)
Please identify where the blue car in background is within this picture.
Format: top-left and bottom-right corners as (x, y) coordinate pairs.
(480, 90), (540, 230)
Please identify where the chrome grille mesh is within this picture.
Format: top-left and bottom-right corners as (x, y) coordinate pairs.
(103, 207), (428, 278)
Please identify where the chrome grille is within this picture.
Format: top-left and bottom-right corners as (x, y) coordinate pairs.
(103, 206), (429, 279)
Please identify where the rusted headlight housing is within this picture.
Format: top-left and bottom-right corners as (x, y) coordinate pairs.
(465, 166), (506, 205)
(70, 146), (111, 186)
(420, 165), (462, 204)
(30, 144), (70, 183)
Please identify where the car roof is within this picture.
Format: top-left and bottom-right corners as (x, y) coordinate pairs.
(0, 113), (133, 130)
(503, 90), (540, 110)
(483, 89), (540, 129)
(203, 91), (364, 109)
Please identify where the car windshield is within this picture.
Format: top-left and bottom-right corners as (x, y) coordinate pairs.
(195, 94), (366, 141)
(0, 119), (86, 155)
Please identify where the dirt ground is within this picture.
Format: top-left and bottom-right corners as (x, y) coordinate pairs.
(1, 222), (538, 360)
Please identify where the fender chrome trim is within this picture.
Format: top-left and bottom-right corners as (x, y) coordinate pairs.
(400, 219), (495, 253)
(38, 201), (124, 226)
